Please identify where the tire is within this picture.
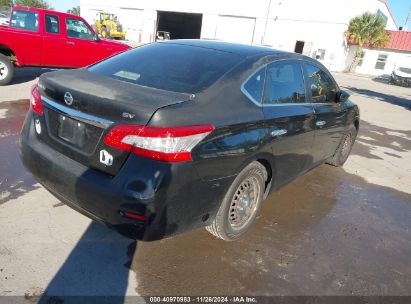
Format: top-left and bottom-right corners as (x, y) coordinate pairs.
(100, 29), (108, 38)
(105, 25), (112, 39)
(327, 124), (357, 167)
(0, 54), (14, 86)
(206, 161), (267, 241)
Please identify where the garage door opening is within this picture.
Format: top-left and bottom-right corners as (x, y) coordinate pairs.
(156, 11), (202, 40)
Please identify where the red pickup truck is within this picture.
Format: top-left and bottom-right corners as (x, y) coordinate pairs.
(0, 6), (131, 85)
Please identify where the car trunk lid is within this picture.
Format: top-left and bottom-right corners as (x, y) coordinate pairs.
(38, 69), (191, 175)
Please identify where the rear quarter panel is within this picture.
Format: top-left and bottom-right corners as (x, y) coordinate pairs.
(148, 57), (273, 182)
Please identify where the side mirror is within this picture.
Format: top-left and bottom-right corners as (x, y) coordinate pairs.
(94, 34), (100, 42)
(337, 90), (350, 103)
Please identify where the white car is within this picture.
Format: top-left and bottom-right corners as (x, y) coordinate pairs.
(390, 65), (411, 87)
(0, 12), (10, 26)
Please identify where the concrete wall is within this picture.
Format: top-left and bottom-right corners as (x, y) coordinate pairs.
(260, 0), (397, 72)
(263, 19), (349, 71)
(80, 0), (271, 44)
(80, 0), (398, 72)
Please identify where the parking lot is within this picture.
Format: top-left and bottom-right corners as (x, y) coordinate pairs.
(0, 68), (410, 298)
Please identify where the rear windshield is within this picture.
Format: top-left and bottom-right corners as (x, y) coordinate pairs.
(88, 43), (243, 93)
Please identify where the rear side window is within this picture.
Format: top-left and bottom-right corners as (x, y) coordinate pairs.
(45, 14), (59, 34)
(242, 67), (265, 104)
(305, 63), (337, 103)
(88, 43), (243, 93)
(10, 10), (38, 32)
(265, 62), (306, 104)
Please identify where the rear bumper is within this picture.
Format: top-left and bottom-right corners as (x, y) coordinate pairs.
(19, 111), (233, 240)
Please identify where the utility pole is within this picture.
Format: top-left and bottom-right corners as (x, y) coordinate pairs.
(403, 6), (411, 30)
(261, 0), (272, 45)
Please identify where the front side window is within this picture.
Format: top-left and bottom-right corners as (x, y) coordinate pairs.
(375, 54), (388, 70)
(45, 14), (59, 34)
(243, 67), (265, 104)
(10, 10), (38, 32)
(264, 61), (306, 104)
(66, 18), (94, 40)
(305, 63), (337, 103)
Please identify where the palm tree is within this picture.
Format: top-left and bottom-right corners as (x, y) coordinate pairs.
(345, 12), (390, 72)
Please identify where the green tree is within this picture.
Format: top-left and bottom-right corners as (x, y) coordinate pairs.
(67, 6), (80, 16)
(345, 12), (390, 72)
(0, 0), (12, 8)
(14, 0), (51, 9)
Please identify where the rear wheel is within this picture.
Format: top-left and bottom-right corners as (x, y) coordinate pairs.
(206, 161), (267, 241)
(0, 54), (14, 86)
(100, 26), (110, 39)
(327, 124), (357, 167)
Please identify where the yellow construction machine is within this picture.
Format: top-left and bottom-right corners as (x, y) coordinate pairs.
(95, 12), (126, 40)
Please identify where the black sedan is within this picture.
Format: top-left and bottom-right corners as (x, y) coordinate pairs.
(20, 40), (359, 241)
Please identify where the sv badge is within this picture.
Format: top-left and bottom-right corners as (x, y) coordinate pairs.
(99, 150), (113, 166)
(122, 112), (135, 119)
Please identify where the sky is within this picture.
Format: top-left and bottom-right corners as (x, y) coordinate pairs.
(49, 0), (410, 28)
(49, 0), (79, 12)
(386, 0), (411, 28)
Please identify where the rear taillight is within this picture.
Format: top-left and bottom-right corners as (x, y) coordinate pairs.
(104, 124), (215, 162)
(30, 84), (43, 115)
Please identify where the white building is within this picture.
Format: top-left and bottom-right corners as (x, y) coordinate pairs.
(346, 30), (411, 76)
(80, 0), (397, 72)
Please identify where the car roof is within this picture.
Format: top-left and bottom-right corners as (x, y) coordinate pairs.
(161, 39), (290, 58)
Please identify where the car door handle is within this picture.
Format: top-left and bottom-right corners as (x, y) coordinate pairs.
(271, 129), (287, 137)
(316, 120), (326, 127)
(67, 41), (75, 46)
